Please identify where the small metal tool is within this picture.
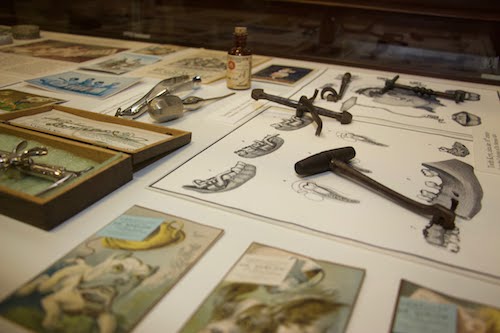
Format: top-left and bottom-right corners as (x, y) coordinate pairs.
(115, 75), (201, 119)
(147, 92), (235, 122)
(1, 141), (93, 195)
(251, 89), (353, 124)
(381, 75), (479, 103)
(182, 92), (235, 111)
(294, 147), (456, 229)
(321, 72), (352, 102)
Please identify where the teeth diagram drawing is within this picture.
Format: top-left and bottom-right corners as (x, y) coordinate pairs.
(271, 115), (313, 131)
(438, 141), (470, 157)
(183, 161), (256, 193)
(234, 134), (284, 158)
(452, 111), (482, 127)
(292, 180), (360, 203)
(420, 159), (483, 220)
(423, 222), (461, 253)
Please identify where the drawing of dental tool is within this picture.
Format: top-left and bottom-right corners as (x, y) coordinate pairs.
(115, 75), (202, 119)
(381, 75), (480, 103)
(147, 92), (235, 122)
(1, 141), (93, 195)
(251, 89), (353, 125)
(295, 147), (457, 230)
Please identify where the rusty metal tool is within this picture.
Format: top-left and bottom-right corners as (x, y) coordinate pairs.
(381, 75), (479, 103)
(251, 89), (353, 124)
(294, 147), (457, 229)
(320, 72), (352, 102)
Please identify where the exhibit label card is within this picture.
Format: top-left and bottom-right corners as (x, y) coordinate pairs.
(97, 214), (165, 241)
(225, 253), (296, 286)
(0, 205), (223, 333)
(474, 124), (500, 175)
(393, 297), (457, 333)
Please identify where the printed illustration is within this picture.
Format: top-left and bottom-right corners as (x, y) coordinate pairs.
(391, 280), (500, 333)
(133, 44), (185, 56)
(292, 180), (360, 203)
(271, 115), (313, 131)
(134, 49), (270, 83)
(0, 89), (65, 112)
(26, 71), (140, 99)
(180, 243), (365, 333)
(0, 205), (223, 333)
(183, 161), (256, 193)
(8, 109), (168, 151)
(252, 64), (314, 85)
(337, 131), (388, 147)
(0, 40), (127, 63)
(439, 142), (470, 157)
(150, 68), (500, 279)
(234, 134), (284, 158)
(452, 111), (482, 127)
(356, 80), (444, 112)
(340, 96), (445, 123)
(81, 53), (161, 75)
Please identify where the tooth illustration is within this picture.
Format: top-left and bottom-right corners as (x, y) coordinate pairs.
(183, 161), (256, 193)
(421, 159), (483, 219)
(424, 181), (441, 190)
(423, 222), (460, 253)
(421, 168), (439, 177)
(234, 134), (284, 158)
(271, 115), (312, 131)
(438, 141), (470, 157)
(292, 180), (359, 203)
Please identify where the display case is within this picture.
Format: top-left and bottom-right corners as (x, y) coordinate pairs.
(1, 0), (499, 84)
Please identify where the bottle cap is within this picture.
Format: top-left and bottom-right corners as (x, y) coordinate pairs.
(234, 26), (247, 35)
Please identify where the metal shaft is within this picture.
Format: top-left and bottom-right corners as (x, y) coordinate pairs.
(251, 89), (352, 124)
(329, 159), (456, 230)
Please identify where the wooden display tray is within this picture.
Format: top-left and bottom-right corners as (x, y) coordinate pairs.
(0, 105), (192, 170)
(0, 105), (192, 230)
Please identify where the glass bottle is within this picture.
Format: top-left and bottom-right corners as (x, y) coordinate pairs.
(227, 26), (252, 90)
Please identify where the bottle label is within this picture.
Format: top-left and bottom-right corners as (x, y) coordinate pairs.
(227, 54), (252, 89)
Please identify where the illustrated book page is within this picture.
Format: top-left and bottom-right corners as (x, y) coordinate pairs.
(180, 242), (365, 333)
(150, 68), (500, 279)
(0, 205), (223, 333)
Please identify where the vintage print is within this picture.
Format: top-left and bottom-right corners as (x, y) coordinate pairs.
(150, 68), (500, 279)
(391, 280), (500, 333)
(81, 53), (162, 75)
(0, 40), (127, 63)
(0, 89), (65, 112)
(26, 71), (140, 99)
(8, 109), (170, 151)
(133, 44), (185, 56)
(135, 49), (270, 83)
(252, 64), (315, 85)
(181, 243), (364, 333)
(0, 205), (223, 333)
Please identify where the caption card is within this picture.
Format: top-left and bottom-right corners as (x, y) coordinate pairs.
(97, 214), (165, 241)
(393, 297), (457, 333)
(474, 125), (500, 175)
(225, 253), (296, 286)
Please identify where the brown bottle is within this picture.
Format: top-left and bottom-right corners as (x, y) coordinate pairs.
(227, 26), (252, 90)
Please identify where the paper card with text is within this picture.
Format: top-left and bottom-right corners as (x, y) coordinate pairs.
(97, 214), (165, 241)
(181, 243), (365, 333)
(391, 280), (500, 333)
(393, 297), (457, 333)
(474, 124), (500, 175)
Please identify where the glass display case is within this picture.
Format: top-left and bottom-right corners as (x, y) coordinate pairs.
(2, 0), (499, 84)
